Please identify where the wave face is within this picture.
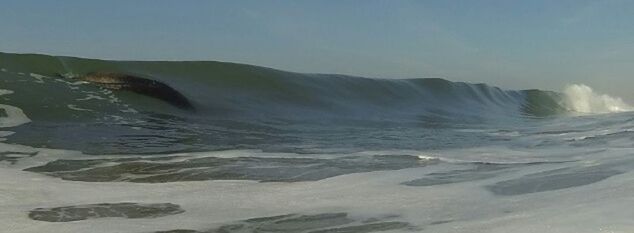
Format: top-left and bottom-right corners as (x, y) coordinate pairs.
(0, 52), (626, 154)
(0, 52), (567, 117)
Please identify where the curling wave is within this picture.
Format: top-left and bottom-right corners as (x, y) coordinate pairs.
(0, 51), (630, 154)
(0, 52), (574, 120)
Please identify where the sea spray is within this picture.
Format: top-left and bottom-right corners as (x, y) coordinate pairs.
(562, 84), (632, 113)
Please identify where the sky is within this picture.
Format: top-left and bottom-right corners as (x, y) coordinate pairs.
(2, 0), (634, 100)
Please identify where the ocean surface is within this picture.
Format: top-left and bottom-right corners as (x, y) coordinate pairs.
(2, 52), (634, 232)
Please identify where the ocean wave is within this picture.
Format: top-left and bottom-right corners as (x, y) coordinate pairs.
(0, 52), (573, 121)
(3, 51), (632, 154)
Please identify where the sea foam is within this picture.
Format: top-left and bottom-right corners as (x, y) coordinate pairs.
(0, 89), (31, 128)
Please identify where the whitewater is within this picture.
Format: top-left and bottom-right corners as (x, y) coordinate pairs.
(2, 52), (634, 233)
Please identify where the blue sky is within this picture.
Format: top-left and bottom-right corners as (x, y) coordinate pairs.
(2, 0), (634, 100)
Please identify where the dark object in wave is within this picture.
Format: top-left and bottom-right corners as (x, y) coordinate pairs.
(80, 72), (194, 110)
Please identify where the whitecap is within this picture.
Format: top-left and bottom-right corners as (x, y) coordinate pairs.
(563, 84), (632, 113)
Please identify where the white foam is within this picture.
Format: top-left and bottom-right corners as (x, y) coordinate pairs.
(0, 131), (15, 137)
(0, 131), (633, 233)
(563, 84), (632, 113)
(120, 107), (139, 114)
(28, 73), (45, 83)
(0, 145), (633, 233)
(0, 89), (30, 128)
(416, 155), (440, 161)
(67, 104), (92, 112)
(77, 94), (106, 101)
(53, 77), (89, 90)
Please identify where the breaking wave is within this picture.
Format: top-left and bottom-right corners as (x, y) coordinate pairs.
(562, 84), (632, 114)
(0, 51), (630, 154)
